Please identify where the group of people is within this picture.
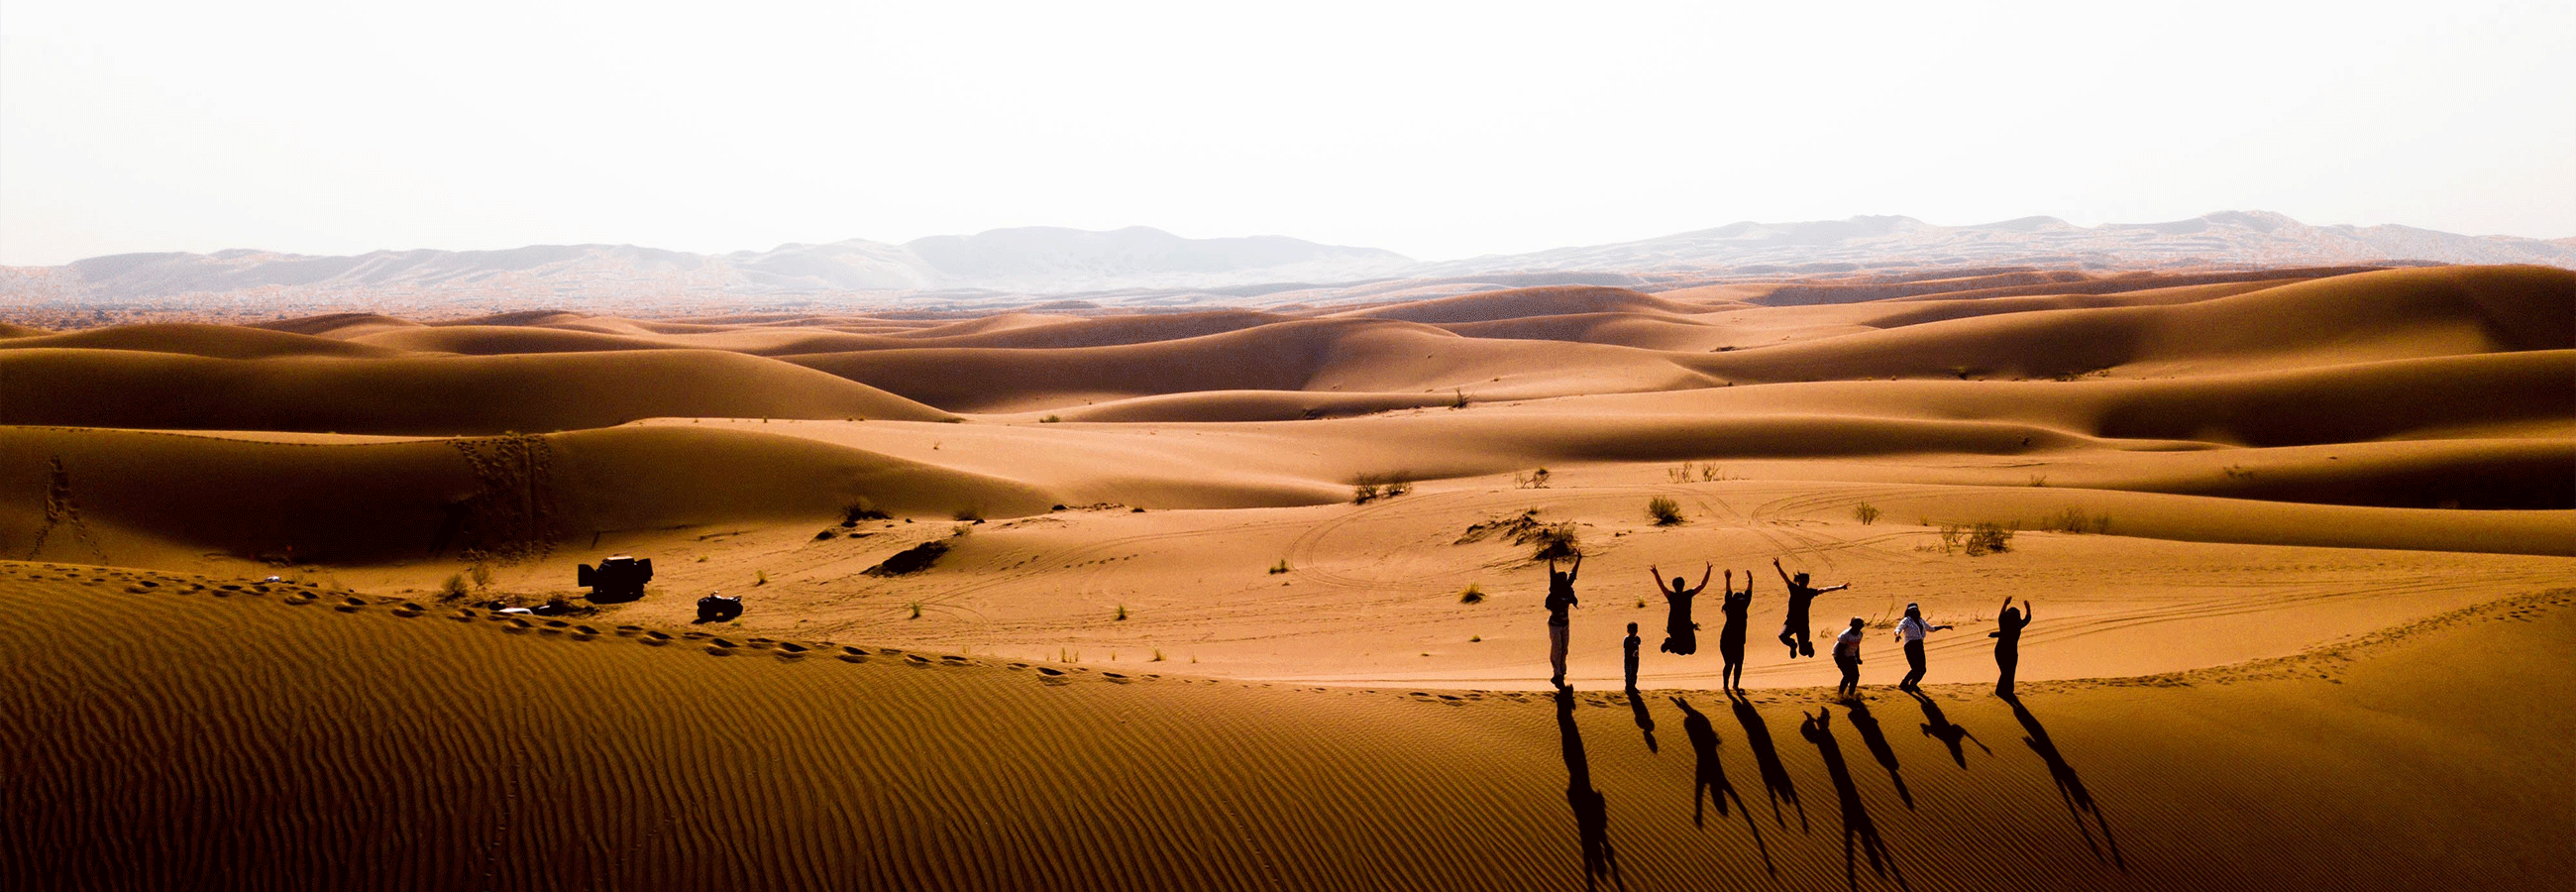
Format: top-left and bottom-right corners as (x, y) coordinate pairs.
(1548, 555), (2034, 697)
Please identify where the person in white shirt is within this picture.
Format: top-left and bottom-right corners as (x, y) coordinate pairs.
(1891, 603), (1954, 692)
(1831, 617), (1867, 698)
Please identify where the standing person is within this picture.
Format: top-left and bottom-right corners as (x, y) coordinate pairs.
(1832, 617), (1867, 699)
(1891, 604), (1954, 692)
(1718, 569), (1754, 692)
(1649, 563), (1711, 656)
(1546, 554), (1582, 689)
(1774, 558), (1851, 658)
(1990, 597), (2031, 697)
(1623, 622), (1643, 691)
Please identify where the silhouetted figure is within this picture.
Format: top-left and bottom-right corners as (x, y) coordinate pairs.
(1801, 709), (1906, 892)
(1649, 563), (1710, 656)
(1718, 569), (1754, 691)
(1990, 598), (2031, 697)
(695, 593), (743, 622)
(1775, 558), (1850, 658)
(1908, 689), (1989, 770)
(1728, 690), (1806, 834)
(1674, 697), (1775, 876)
(1891, 604), (1954, 691)
(1627, 684), (1659, 753)
(1623, 622), (1643, 692)
(1843, 699), (1913, 811)
(1556, 688), (1625, 891)
(2006, 694), (2123, 870)
(1831, 617), (1867, 698)
(1547, 555), (1582, 689)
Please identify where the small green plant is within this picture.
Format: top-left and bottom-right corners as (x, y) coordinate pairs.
(1469, 634), (1482, 643)
(2028, 474), (2050, 488)
(1150, 648), (1165, 662)
(1459, 583), (1485, 604)
(1115, 605), (1128, 621)
(695, 555), (709, 563)
(1647, 496), (1684, 526)
(440, 573), (471, 601)
(1635, 598), (1648, 609)
(907, 601), (921, 619)
(468, 562), (494, 592)
(1269, 559), (1291, 575)
(754, 570), (768, 586)
(1854, 503), (1881, 525)
(1449, 389), (1469, 409)
(1040, 414), (1062, 423)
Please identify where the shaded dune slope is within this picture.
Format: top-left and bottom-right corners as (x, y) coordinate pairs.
(0, 564), (2565, 890)
(0, 426), (1048, 563)
(0, 322), (402, 359)
(0, 348), (953, 434)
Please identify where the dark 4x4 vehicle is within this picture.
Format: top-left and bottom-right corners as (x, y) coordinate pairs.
(577, 555), (653, 603)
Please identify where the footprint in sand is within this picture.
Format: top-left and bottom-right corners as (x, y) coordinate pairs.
(837, 646), (869, 663)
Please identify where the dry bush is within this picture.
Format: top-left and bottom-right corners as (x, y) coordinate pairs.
(1647, 497), (1684, 526)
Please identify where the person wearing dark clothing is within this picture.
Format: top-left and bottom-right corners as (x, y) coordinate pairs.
(1891, 603), (1954, 691)
(1546, 555), (1582, 689)
(1773, 558), (1849, 658)
(1649, 563), (1710, 656)
(1718, 569), (1754, 692)
(1990, 597), (2031, 697)
(1622, 622), (1642, 691)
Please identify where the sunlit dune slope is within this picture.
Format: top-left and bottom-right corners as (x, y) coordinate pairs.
(0, 348), (954, 434)
(0, 321), (402, 359)
(0, 563), (2566, 891)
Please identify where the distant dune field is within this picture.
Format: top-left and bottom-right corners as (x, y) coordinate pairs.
(2, 264), (2571, 889)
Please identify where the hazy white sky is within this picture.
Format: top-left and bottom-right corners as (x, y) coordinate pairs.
(3, 0), (2570, 265)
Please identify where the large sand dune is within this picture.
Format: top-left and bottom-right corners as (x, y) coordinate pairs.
(2, 263), (2570, 888)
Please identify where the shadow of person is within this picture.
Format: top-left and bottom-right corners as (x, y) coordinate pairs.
(1802, 709), (1909, 892)
(1843, 699), (1914, 811)
(1558, 688), (1626, 891)
(1627, 690), (1659, 753)
(1727, 690), (1807, 835)
(1907, 690), (1989, 770)
(2003, 694), (2124, 871)
(1674, 697), (1774, 876)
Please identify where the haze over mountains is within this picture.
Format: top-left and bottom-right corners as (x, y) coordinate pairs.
(8, 211), (2572, 315)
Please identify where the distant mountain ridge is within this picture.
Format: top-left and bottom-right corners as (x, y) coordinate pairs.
(8, 213), (2571, 312)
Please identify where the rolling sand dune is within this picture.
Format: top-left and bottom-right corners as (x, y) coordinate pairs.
(2, 263), (2570, 888)
(0, 348), (954, 434)
(0, 563), (2566, 889)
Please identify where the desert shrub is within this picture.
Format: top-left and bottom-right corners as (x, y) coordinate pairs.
(1647, 497), (1684, 526)
(907, 601), (922, 619)
(1449, 389), (1469, 409)
(843, 501), (890, 524)
(2043, 506), (2111, 534)
(1514, 468), (1553, 489)
(1965, 522), (2015, 556)
(754, 570), (769, 586)
(440, 573), (471, 601)
(1115, 604), (1128, 621)
(1040, 414), (1062, 423)
(952, 504), (985, 522)
(2028, 474), (2050, 488)
(469, 562), (494, 592)
(1854, 503), (1881, 525)
(1529, 522), (1583, 561)
(1352, 474), (1413, 504)
(1269, 559), (1291, 575)
(1459, 583), (1485, 604)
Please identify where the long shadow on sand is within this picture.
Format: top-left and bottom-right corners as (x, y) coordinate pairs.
(1627, 689), (1659, 753)
(1908, 690), (1989, 769)
(2004, 694), (2125, 870)
(1842, 700), (1914, 811)
(1728, 691), (1808, 835)
(1557, 689), (1626, 891)
(1802, 709), (1908, 892)
(1672, 697), (1774, 876)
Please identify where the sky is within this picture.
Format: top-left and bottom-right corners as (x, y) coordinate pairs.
(3, 0), (2571, 266)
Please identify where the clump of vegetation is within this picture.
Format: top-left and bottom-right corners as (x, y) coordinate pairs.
(1514, 467), (1553, 489)
(1458, 583), (1485, 604)
(2043, 506), (2111, 535)
(907, 601), (922, 619)
(2028, 474), (2050, 488)
(1449, 389), (1470, 409)
(1854, 503), (1882, 525)
(1040, 414), (1062, 423)
(468, 562), (495, 592)
(753, 570), (769, 586)
(1469, 634), (1482, 643)
(865, 540), (951, 577)
(1352, 474), (1414, 504)
(1456, 508), (1583, 561)
(952, 504), (986, 523)
(1667, 462), (1724, 483)
(439, 573), (472, 602)
(1115, 604), (1129, 621)
(1528, 521), (1583, 561)
(1150, 649), (1165, 662)
(1647, 497), (1684, 526)
(1268, 559), (1291, 575)
(814, 528), (838, 540)
(1933, 522), (2017, 556)
(842, 501), (891, 525)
